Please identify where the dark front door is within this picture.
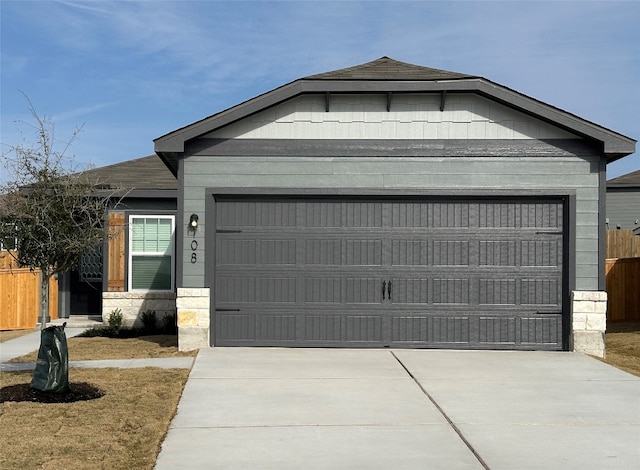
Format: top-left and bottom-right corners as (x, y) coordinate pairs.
(213, 197), (565, 350)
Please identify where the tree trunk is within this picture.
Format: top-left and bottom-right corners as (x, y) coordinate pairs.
(39, 267), (50, 330)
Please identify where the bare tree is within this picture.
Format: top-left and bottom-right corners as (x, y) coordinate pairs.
(0, 98), (125, 329)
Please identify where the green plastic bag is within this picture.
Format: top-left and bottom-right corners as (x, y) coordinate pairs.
(31, 323), (70, 393)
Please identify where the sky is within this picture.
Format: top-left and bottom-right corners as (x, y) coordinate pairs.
(1, 0), (638, 182)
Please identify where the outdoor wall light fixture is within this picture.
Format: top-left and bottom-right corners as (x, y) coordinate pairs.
(189, 214), (199, 230)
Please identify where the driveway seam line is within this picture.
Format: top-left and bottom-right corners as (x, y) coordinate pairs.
(390, 351), (491, 470)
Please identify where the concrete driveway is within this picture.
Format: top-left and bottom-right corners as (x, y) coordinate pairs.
(155, 349), (640, 470)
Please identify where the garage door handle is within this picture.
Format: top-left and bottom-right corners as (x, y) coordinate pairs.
(382, 281), (386, 300)
(388, 281), (392, 300)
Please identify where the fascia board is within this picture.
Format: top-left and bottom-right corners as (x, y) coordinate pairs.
(473, 81), (636, 157)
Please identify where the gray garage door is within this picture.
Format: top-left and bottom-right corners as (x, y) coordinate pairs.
(213, 197), (566, 350)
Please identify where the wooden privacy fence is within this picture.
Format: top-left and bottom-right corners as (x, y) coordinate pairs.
(0, 263), (59, 330)
(606, 230), (640, 259)
(605, 258), (640, 322)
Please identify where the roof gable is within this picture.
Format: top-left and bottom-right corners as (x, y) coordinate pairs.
(155, 56), (636, 175)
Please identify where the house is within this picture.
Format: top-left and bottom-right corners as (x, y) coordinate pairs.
(57, 155), (177, 320)
(106, 57), (635, 356)
(0, 155), (177, 329)
(606, 169), (640, 231)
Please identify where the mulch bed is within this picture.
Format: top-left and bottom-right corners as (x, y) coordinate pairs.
(0, 382), (104, 404)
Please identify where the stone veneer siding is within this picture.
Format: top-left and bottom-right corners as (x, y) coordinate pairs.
(102, 291), (177, 328)
(176, 288), (210, 352)
(571, 290), (607, 358)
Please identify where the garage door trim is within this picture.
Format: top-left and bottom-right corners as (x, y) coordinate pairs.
(205, 188), (574, 350)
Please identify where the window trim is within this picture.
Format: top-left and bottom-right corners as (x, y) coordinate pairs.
(127, 215), (175, 292)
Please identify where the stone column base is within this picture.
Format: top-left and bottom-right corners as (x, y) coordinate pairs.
(571, 290), (607, 358)
(176, 288), (210, 352)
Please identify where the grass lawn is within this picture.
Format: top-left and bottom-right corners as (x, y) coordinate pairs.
(1, 333), (193, 470)
(8, 335), (197, 362)
(602, 321), (640, 377)
(0, 367), (189, 470)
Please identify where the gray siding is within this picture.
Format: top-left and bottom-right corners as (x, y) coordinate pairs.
(181, 151), (600, 291)
(606, 189), (640, 230)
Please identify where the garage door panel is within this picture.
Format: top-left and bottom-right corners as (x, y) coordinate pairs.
(217, 313), (256, 341)
(520, 240), (562, 267)
(260, 239), (297, 264)
(217, 239), (257, 265)
(391, 202), (470, 228)
(479, 278), (517, 305)
(520, 316), (562, 344)
(217, 237), (298, 266)
(391, 239), (430, 266)
(303, 201), (383, 228)
(214, 197), (566, 349)
(391, 316), (471, 344)
(520, 278), (562, 306)
(430, 316), (470, 343)
(217, 201), (297, 227)
(478, 316), (517, 344)
(305, 239), (342, 265)
(345, 239), (383, 266)
(305, 314), (343, 342)
(479, 201), (563, 229)
(432, 278), (470, 304)
(257, 314), (296, 341)
(258, 277), (297, 303)
(304, 277), (342, 303)
(433, 240), (470, 266)
(389, 278), (430, 304)
(345, 277), (385, 304)
(479, 240), (518, 266)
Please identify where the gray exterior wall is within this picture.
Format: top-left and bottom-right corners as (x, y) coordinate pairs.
(175, 93), (604, 293)
(179, 150), (601, 292)
(606, 188), (640, 230)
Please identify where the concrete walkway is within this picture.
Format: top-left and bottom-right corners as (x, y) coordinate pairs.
(155, 348), (640, 470)
(0, 328), (193, 370)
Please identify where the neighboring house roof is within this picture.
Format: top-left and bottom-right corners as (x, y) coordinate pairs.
(154, 56), (636, 175)
(81, 155), (177, 196)
(607, 169), (640, 188)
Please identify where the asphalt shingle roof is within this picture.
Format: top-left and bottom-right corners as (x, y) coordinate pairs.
(607, 169), (640, 187)
(81, 155), (176, 191)
(304, 56), (476, 81)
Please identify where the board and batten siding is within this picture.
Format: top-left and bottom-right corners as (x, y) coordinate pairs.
(179, 94), (601, 291)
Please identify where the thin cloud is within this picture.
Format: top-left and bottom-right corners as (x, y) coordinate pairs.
(52, 103), (113, 124)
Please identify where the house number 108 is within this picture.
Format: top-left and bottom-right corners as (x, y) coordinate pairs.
(190, 240), (198, 263)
